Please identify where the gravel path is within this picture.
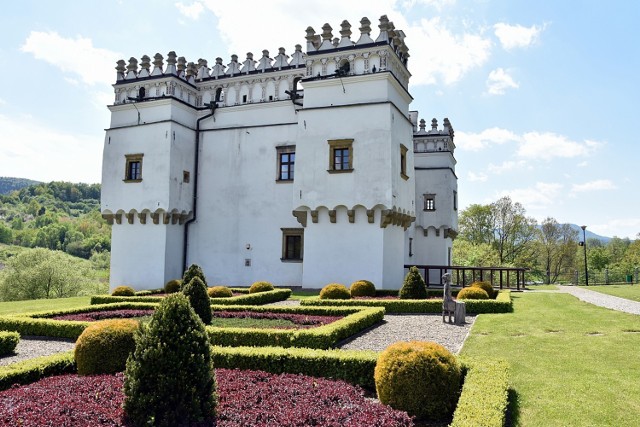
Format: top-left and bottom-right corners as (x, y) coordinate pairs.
(338, 314), (475, 354)
(558, 285), (640, 315)
(0, 336), (75, 367)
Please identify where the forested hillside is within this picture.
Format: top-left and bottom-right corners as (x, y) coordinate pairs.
(0, 181), (110, 261)
(0, 177), (41, 195)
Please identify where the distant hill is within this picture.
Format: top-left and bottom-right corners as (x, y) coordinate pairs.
(567, 224), (611, 244)
(0, 177), (41, 195)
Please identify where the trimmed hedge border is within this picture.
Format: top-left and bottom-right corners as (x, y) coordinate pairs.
(205, 304), (385, 349)
(90, 289), (291, 306)
(0, 351), (76, 391)
(450, 359), (510, 427)
(0, 331), (20, 356)
(300, 290), (512, 314)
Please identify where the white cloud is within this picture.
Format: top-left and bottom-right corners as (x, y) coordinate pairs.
(571, 179), (617, 193)
(577, 161), (589, 167)
(592, 218), (640, 240)
(0, 98), (5, 106)
(401, 0), (456, 10)
(467, 171), (488, 182)
(517, 132), (603, 160)
(495, 182), (563, 210)
(494, 22), (545, 50)
(175, 1), (205, 20)
(198, 1), (491, 86)
(0, 113), (102, 183)
(486, 67), (519, 95)
(488, 160), (527, 174)
(21, 31), (121, 86)
(455, 127), (519, 151)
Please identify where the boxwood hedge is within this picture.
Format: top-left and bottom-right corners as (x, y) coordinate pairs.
(90, 289), (291, 306)
(0, 331), (20, 356)
(0, 351), (76, 391)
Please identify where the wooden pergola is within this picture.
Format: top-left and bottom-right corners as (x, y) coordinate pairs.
(405, 265), (528, 291)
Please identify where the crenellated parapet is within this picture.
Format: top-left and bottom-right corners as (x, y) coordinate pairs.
(101, 208), (191, 226)
(411, 115), (456, 154)
(303, 15), (410, 89)
(292, 204), (415, 230)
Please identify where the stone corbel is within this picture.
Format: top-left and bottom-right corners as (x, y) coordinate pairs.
(292, 210), (307, 227)
(310, 210), (319, 224)
(163, 213), (171, 225)
(115, 213), (123, 225)
(151, 213), (160, 225)
(423, 228), (428, 237)
(445, 228), (458, 240)
(366, 209), (375, 224)
(102, 214), (114, 225)
(328, 210), (336, 223)
(179, 213), (190, 225)
(126, 213), (135, 224)
(435, 228), (440, 237)
(171, 212), (180, 225)
(380, 209), (393, 228)
(347, 209), (355, 223)
(138, 212), (147, 224)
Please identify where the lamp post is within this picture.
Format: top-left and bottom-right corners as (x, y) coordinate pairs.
(581, 225), (588, 286)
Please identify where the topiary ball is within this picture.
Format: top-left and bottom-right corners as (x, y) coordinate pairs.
(374, 341), (461, 421)
(249, 281), (275, 294)
(112, 286), (136, 296)
(208, 286), (233, 298)
(183, 264), (207, 288)
(399, 266), (428, 299)
(319, 283), (351, 300)
(350, 280), (376, 297)
(470, 281), (495, 299)
(164, 279), (182, 294)
(123, 293), (216, 426)
(75, 319), (139, 375)
(457, 287), (490, 300)
(0, 331), (20, 356)
(182, 277), (212, 325)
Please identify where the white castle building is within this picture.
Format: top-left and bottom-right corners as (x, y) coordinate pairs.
(101, 15), (458, 290)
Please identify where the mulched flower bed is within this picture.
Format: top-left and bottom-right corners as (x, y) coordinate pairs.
(0, 369), (413, 427)
(50, 309), (155, 322)
(212, 310), (342, 328)
(352, 296), (442, 300)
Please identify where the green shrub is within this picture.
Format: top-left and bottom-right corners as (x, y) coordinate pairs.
(399, 266), (427, 299)
(248, 281), (275, 294)
(374, 341), (461, 421)
(164, 279), (182, 294)
(470, 281), (495, 299)
(135, 290), (152, 296)
(91, 289), (292, 306)
(0, 351), (76, 391)
(0, 331), (19, 356)
(182, 277), (212, 325)
(208, 286), (233, 298)
(457, 287), (490, 300)
(320, 283), (351, 300)
(112, 286), (135, 296)
(74, 319), (139, 375)
(124, 293), (216, 426)
(182, 264), (207, 289)
(350, 280), (376, 297)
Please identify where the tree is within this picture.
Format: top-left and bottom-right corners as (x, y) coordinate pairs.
(491, 197), (538, 265)
(0, 248), (96, 301)
(458, 204), (494, 245)
(537, 218), (578, 283)
(452, 240), (499, 267)
(0, 223), (12, 244)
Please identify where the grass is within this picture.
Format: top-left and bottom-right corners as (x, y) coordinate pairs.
(524, 284), (558, 291)
(0, 296), (92, 316)
(585, 285), (640, 302)
(461, 292), (640, 426)
(211, 317), (297, 329)
(289, 289), (320, 300)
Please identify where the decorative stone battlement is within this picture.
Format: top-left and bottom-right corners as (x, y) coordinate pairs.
(412, 116), (456, 154)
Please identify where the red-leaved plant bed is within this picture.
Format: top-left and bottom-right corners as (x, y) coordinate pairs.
(50, 309), (155, 322)
(212, 310), (342, 328)
(352, 296), (441, 300)
(0, 369), (414, 427)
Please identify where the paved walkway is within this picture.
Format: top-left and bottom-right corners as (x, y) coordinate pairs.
(558, 285), (640, 315)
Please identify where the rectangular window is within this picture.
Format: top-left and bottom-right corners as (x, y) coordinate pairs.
(424, 194), (435, 211)
(400, 144), (409, 180)
(124, 154), (144, 182)
(276, 146), (295, 182)
(328, 139), (354, 173)
(453, 190), (458, 211)
(281, 228), (303, 261)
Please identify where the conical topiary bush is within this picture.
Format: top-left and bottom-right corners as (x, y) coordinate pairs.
(399, 266), (428, 299)
(182, 263), (207, 289)
(182, 276), (213, 325)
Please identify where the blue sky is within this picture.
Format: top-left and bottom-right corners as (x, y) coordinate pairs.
(1, 0), (638, 239)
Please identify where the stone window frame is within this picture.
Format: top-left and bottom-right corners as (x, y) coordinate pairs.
(281, 228), (303, 262)
(400, 144), (409, 180)
(424, 193), (436, 211)
(124, 153), (144, 182)
(276, 145), (296, 182)
(453, 190), (458, 211)
(327, 139), (354, 173)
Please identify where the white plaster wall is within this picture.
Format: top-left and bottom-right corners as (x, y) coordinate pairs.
(381, 225), (407, 289)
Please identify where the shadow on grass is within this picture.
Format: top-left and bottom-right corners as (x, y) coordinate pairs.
(505, 388), (520, 427)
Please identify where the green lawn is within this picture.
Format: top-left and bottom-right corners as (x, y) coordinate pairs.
(461, 292), (640, 426)
(0, 296), (92, 315)
(524, 284), (558, 291)
(586, 285), (640, 302)
(288, 289), (320, 300)
(211, 317), (298, 329)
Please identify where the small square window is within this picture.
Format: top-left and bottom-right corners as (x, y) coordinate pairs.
(183, 171), (190, 183)
(400, 144), (409, 180)
(276, 146), (295, 182)
(124, 154), (144, 182)
(328, 139), (354, 173)
(424, 194), (435, 211)
(281, 228), (303, 262)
